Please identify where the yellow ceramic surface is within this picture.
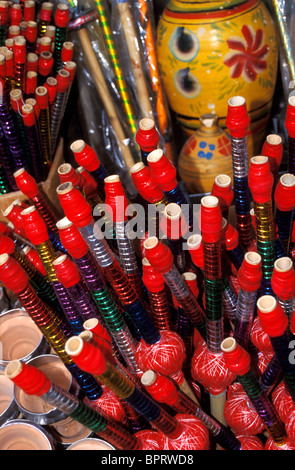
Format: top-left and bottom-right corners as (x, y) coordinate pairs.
(178, 114), (233, 194)
(157, 0), (278, 155)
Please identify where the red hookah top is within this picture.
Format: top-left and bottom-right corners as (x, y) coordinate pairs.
(10, 4), (22, 26)
(22, 103), (36, 127)
(24, 1), (36, 22)
(221, 337), (251, 376)
(61, 41), (74, 63)
(38, 51), (54, 77)
(130, 162), (164, 203)
(271, 257), (295, 301)
(35, 86), (50, 110)
(45, 77), (57, 104)
(56, 69), (71, 93)
(142, 257), (165, 293)
(23, 246), (47, 277)
(76, 167), (98, 197)
(200, 195), (222, 243)
(26, 20), (37, 44)
(3, 201), (26, 236)
(13, 35), (26, 64)
(144, 237), (174, 274)
(183, 272), (199, 298)
(5, 360), (51, 396)
(39, 2), (53, 22)
(56, 182), (93, 228)
(147, 149), (177, 192)
(261, 134), (283, 173)
(141, 370), (179, 406)
(10, 88), (24, 113)
(70, 140), (101, 173)
(223, 220), (239, 251)
(0, 253), (29, 294)
(160, 203), (188, 241)
(226, 95), (250, 138)
(56, 217), (89, 258)
(54, 3), (70, 28)
(83, 317), (112, 346)
(257, 295), (289, 338)
(211, 174), (234, 210)
(0, 1), (9, 26)
(65, 335), (108, 377)
(0, 221), (12, 236)
(274, 173), (295, 211)
(187, 234), (204, 270)
(238, 251), (262, 292)
(248, 156), (273, 203)
(53, 254), (81, 288)
(136, 118), (159, 152)
(14, 168), (39, 198)
(104, 175), (129, 223)
(64, 61), (77, 83)
(285, 96), (295, 138)
(57, 163), (84, 190)
(21, 206), (49, 245)
(26, 72), (38, 97)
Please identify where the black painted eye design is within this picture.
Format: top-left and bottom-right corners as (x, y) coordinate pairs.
(169, 27), (199, 62)
(173, 67), (201, 98)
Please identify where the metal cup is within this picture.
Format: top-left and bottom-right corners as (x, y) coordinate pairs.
(0, 374), (19, 426)
(0, 309), (50, 371)
(0, 419), (55, 450)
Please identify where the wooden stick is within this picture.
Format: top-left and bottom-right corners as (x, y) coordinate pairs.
(77, 27), (135, 170)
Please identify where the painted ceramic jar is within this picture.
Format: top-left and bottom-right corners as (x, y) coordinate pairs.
(156, 0), (278, 155)
(178, 114), (232, 193)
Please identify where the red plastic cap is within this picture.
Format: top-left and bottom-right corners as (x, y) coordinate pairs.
(130, 162), (164, 203)
(141, 370), (178, 405)
(58, 163), (83, 190)
(0, 253), (29, 293)
(35, 86), (49, 110)
(285, 97), (295, 138)
(10, 88), (24, 112)
(13, 36), (26, 64)
(64, 61), (76, 82)
(226, 96), (250, 138)
(274, 173), (295, 211)
(0, 221), (12, 236)
(257, 295), (289, 337)
(142, 257), (165, 293)
(70, 140), (101, 172)
(10, 5), (22, 26)
(65, 336), (107, 376)
(248, 156), (273, 203)
(104, 175), (128, 223)
(26, 21), (37, 43)
(56, 217), (88, 258)
(24, 1), (36, 22)
(221, 337), (251, 375)
(14, 168), (39, 198)
(187, 234), (204, 270)
(160, 203), (188, 240)
(76, 167), (98, 197)
(45, 77), (57, 104)
(61, 41), (74, 63)
(144, 237), (174, 274)
(26, 71), (37, 96)
(57, 182), (93, 228)
(211, 174), (234, 210)
(5, 360), (51, 396)
(238, 251), (262, 292)
(21, 206), (49, 245)
(147, 149), (177, 192)
(3, 202), (26, 236)
(271, 257), (295, 301)
(22, 103), (36, 127)
(261, 134), (283, 173)
(39, 2), (53, 22)
(136, 118), (159, 152)
(83, 317), (112, 345)
(56, 69), (70, 93)
(200, 195), (222, 242)
(0, 1), (9, 26)
(54, 3), (70, 28)
(53, 254), (81, 288)
(38, 51), (53, 76)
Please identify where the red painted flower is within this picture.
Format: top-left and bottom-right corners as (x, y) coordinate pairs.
(223, 25), (269, 82)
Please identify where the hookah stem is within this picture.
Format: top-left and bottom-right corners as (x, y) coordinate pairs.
(0, 161), (10, 193)
(94, 0), (137, 136)
(0, 124), (15, 190)
(254, 200), (275, 295)
(22, 106), (45, 183)
(30, 194), (58, 234)
(222, 276), (237, 324)
(36, 86), (52, 166)
(66, 336), (184, 440)
(233, 289), (258, 349)
(259, 353), (283, 393)
(141, 370), (242, 451)
(53, 26), (68, 75)
(70, 252), (141, 374)
(50, 71), (70, 157)
(5, 360), (142, 450)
